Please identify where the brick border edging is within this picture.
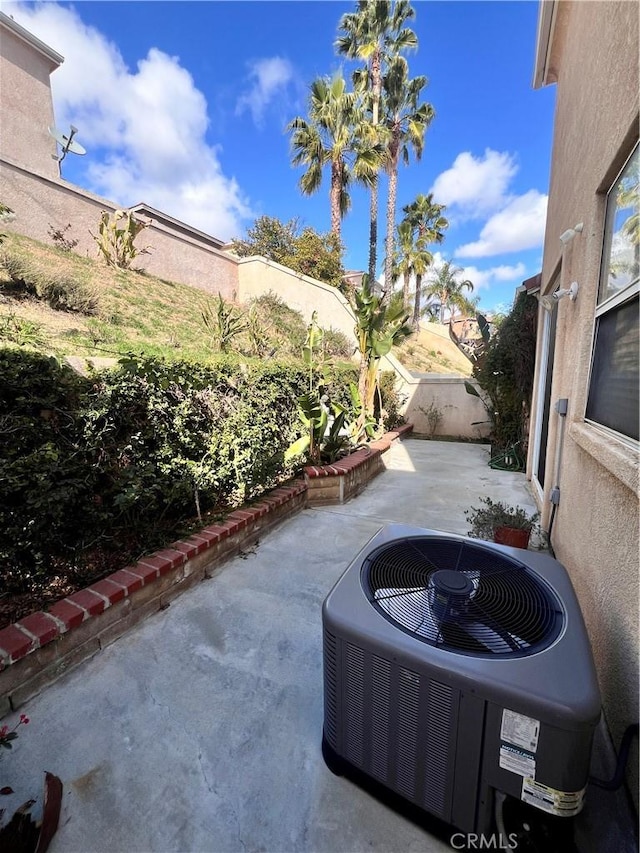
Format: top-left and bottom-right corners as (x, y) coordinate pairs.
(304, 423), (413, 505)
(0, 480), (307, 715)
(303, 423), (413, 478)
(0, 425), (413, 715)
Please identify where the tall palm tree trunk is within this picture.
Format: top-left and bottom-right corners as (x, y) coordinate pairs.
(384, 147), (400, 300)
(368, 53), (382, 283)
(368, 178), (378, 282)
(412, 272), (422, 327)
(330, 160), (342, 240)
(403, 269), (411, 309)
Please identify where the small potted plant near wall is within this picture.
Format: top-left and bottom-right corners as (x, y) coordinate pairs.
(465, 497), (539, 549)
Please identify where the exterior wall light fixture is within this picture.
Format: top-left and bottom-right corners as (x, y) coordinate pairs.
(541, 281), (579, 311)
(559, 222), (584, 245)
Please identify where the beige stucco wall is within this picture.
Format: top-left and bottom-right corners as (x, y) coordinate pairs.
(382, 355), (490, 440)
(237, 256), (357, 343)
(238, 261), (488, 438)
(0, 159), (240, 298)
(0, 21), (60, 180)
(528, 0), (639, 808)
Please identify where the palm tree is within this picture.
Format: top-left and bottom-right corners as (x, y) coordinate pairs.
(402, 193), (448, 326)
(382, 57), (434, 298)
(288, 74), (379, 242)
(392, 219), (415, 308)
(336, 0), (418, 282)
(422, 260), (475, 324)
(392, 219), (434, 314)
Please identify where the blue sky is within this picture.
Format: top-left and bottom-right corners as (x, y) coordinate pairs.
(4, 1), (556, 312)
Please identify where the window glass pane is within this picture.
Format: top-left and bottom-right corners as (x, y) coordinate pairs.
(586, 294), (639, 441)
(600, 145), (640, 303)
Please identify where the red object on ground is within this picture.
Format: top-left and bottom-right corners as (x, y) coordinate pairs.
(493, 526), (531, 549)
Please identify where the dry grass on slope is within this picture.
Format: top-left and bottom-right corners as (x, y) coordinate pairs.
(0, 232), (472, 375)
(394, 323), (473, 376)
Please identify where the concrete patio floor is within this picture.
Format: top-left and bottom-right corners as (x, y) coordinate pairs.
(2, 439), (636, 853)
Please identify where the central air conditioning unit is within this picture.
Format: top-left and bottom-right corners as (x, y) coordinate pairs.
(322, 525), (601, 837)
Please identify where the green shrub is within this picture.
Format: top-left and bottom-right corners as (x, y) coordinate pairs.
(0, 350), (103, 588)
(249, 292), (308, 356)
(1, 350), (354, 587)
(469, 292), (538, 454)
(323, 327), (355, 360)
(0, 347), (401, 590)
(376, 371), (407, 430)
(247, 292), (353, 361)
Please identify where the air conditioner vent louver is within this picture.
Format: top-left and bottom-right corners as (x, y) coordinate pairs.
(363, 537), (564, 657)
(323, 631), (338, 747)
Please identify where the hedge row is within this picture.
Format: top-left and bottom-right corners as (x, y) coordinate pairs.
(1, 349), (406, 591)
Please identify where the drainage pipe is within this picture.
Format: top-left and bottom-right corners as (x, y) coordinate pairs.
(547, 398), (568, 547)
(589, 724), (639, 791)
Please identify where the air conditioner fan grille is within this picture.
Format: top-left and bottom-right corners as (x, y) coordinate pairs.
(362, 537), (563, 657)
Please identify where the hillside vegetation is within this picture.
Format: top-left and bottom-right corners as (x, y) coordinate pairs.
(0, 231), (470, 375)
(394, 324), (472, 376)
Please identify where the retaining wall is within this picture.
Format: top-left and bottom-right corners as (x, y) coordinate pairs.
(383, 354), (490, 440)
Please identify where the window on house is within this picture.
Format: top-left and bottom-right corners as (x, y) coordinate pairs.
(585, 143), (639, 442)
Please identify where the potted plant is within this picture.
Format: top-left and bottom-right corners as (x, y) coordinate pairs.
(465, 496), (539, 549)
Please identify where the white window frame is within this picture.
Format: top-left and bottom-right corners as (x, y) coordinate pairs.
(584, 143), (639, 445)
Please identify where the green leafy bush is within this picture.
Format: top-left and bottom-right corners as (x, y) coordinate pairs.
(465, 497), (539, 540)
(247, 292), (352, 360)
(0, 350), (103, 587)
(1, 350), (354, 588)
(0, 344), (404, 593)
(230, 216), (345, 288)
(376, 371), (407, 431)
(466, 292), (538, 455)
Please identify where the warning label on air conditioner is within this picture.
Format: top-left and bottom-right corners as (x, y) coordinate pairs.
(499, 744), (536, 778)
(500, 708), (540, 752)
(521, 777), (586, 816)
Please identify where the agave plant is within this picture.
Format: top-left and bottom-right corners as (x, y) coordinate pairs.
(91, 208), (151, 269)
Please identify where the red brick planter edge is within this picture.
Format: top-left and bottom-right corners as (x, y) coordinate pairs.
(0, 425), (412, 715)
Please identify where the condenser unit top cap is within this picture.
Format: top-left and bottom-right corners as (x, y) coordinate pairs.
(323, 524), (602, 728)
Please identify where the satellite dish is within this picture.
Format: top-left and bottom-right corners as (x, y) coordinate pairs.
(48, 125), (86, 164)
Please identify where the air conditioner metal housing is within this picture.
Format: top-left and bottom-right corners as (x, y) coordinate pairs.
(321, 524), (601, 834)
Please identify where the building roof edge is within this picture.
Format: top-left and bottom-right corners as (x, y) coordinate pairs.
(0, 11), (64, 68)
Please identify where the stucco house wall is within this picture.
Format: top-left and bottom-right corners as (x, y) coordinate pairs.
(0, 12), (61, 179)
(529, 0), (639, 808)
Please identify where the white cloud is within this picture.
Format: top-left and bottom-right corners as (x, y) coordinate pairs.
(236, 57), (294, 127)
(457, 262), (526, 291)
(4, 1), (253, 239)
(430, 149), (518, 218)
(491, 263), (527, 281)
(430, 149), (548, 259)
(454, 191), (548, 258)
(425, 253), (526, 292)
